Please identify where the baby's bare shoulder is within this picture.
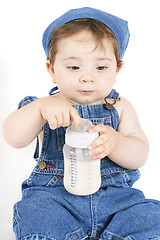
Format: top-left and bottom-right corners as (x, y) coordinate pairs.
(113, 96), (135, 119)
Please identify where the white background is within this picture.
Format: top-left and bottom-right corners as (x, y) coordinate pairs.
(0, 0), (160, 239)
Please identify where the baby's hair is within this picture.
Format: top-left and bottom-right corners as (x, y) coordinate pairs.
(48, 18), (123, 68)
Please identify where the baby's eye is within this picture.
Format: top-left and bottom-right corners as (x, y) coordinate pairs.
(97, 66), (108, 70)
(67, 66), (80, 70)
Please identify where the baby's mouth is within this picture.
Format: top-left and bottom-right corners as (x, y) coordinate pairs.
(78, 90), (94, 95)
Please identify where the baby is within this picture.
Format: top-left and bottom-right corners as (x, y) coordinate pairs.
(3, 7), (160, 240)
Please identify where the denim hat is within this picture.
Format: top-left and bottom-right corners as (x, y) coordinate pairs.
(42, 7), (130, 60)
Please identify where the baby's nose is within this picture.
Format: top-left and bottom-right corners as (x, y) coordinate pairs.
(79, 71), (94, 83)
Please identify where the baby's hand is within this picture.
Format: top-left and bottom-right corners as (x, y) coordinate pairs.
(88, 124), (119, 159)
(39, 96), (81, 130)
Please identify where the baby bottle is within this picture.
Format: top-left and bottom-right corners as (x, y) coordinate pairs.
(63, 118), (101, 195)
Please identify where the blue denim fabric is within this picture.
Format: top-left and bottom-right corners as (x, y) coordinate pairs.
(13, 89), (160, 240)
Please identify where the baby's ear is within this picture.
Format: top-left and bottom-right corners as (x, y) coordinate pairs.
(116, 61), (123, 73)
(45, 60), (56, 84)
(45, 60), (50, 71)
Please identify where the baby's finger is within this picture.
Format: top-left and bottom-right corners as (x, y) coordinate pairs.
(89, 144), (104, 156)
(62, 112), (71, 127)
(89, 142), (110, 159)
(56, 114), (64, 128)
(48, 117), (58, 130)
(88, 124), (106, 134)
(91, 151), (108, 160)
(48, 115), (63, 129)
(88, 133), (107, 150)
(69, 107), (81, 128)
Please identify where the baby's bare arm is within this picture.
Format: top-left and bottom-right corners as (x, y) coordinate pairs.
(3, 95), (80, 148)
(112, 97), (149, 169)
(3, 98), (45, 148)
(88, 97), (149, 169)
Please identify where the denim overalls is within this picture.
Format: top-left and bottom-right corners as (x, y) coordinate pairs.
(13, 89), (160, 240)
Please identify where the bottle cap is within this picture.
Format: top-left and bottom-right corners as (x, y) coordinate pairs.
(65, 119), (99, 148)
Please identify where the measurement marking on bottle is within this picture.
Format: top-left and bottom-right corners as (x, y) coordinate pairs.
(70, 154), (78, 188)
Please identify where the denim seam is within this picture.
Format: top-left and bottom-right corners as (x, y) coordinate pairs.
(100, 230), (133, 240)
(90, 195), (98, 238)
(13, 203), (21, 224)
(120, 172), (131, 188)
(149, 237), (160, 240)
(39, 122), (50, 161)
(13, 203), (21, 240)
(64, 228), (88, 240)
(21, 234), (56, 240)
(100, 230), (122, 240)
(46, 175), (59, 187)
(27, 172), (37, 187)
(101, 168), (130, 175)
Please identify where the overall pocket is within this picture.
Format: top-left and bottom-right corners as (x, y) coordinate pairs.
(22, 160), (64, 190)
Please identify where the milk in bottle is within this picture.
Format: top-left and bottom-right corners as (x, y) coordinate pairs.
(63, 119), (101, 195)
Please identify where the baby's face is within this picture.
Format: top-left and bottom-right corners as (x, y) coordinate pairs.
(50, 30), (118, 105)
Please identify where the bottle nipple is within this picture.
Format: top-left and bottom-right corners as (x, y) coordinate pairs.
(71, 118), (92, 132)
(66, 118), (98, 148)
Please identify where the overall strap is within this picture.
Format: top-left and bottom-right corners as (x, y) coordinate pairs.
(49, 86), (60, 95)
(104, 89), (120, 110)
